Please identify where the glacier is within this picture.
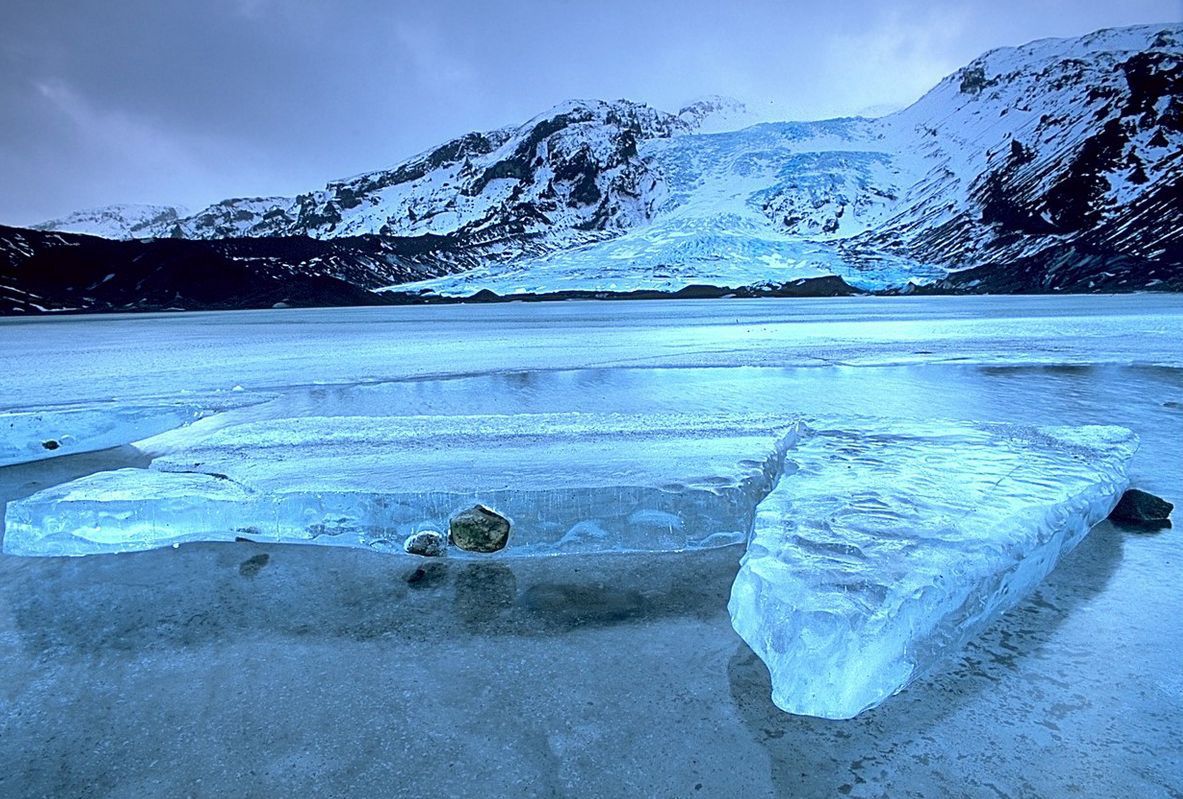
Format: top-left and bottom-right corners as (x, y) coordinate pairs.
(393, 24), (1182, 296)
(730, 421), (1137, 719)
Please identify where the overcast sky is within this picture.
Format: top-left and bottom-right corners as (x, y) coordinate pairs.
(1, 0), (1178, 225)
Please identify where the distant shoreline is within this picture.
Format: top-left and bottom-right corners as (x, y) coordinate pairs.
(4, 280), (1181, 319)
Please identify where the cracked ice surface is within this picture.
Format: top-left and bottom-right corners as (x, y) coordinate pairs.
(728, 420), (1137, 720)
(4, 413), (800, 556)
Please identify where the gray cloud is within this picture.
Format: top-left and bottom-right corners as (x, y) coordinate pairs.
(1, 0), (1178, 225)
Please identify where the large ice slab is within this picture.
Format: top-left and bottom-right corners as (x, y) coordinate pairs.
(729, 420), (1137, 720)
(4, 413), (800, 556)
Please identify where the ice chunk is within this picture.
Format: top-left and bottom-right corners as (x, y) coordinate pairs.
(3, 469), (256, 556)
(729, 421), (1137, 720)
(5, 413), (801, 556)
(1, 403), (198, 467)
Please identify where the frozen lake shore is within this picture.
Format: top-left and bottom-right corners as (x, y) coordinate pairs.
(1, 296), (1180, 796)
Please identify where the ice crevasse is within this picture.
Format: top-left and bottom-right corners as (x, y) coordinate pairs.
(1, 411), (1137, 719)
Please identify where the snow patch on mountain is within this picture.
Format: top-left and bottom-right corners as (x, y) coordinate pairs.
(676, 95), (760, 134)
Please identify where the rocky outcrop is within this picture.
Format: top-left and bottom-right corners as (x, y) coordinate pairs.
(1109, 488), (1174, 527)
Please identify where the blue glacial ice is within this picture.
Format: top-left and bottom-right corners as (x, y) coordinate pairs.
(729, 420), (1137, 719)
(4, 412), (800, 556)
(0, 394), (268, 468)
(1, 406), (1138, 720)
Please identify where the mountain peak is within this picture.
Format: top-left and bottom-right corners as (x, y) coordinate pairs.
(32, 204), (189, 240)
(676, 95), (755, 133)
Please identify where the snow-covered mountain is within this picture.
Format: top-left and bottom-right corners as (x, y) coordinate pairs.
(676, 95), (761, 134)
(866, 24), (1181, 282)
(33, 204), (189, 239)
(49, 98), (745, 250)
(15, 23), (1183, 310)
(405, 23), (1182, 296)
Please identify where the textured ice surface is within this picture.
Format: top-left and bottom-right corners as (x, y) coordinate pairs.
(0, 398), (262, 468)
(729, 420), (1137, 719)
(4, 413), (800, 556)
(3, 297), (1181, 412)
(1, 300), (1173, 724)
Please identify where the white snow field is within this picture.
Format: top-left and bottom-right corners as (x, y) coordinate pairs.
(1, 295), (1179, 724)
(730, 421), (1137, 719)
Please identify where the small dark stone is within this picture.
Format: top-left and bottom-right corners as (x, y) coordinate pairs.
(449, 504), (511, 553)
(404, 529), (446, 557)
(1109, 488), (1174, 528)
(41, 439), (60, 451)
(239, 553), (270, 577)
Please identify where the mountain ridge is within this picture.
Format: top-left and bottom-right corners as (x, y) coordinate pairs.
(8, 22), (1181, 313)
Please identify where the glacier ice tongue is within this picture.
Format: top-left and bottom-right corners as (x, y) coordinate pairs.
(728, 420), (1137, 720)
(4, 413), (801, 557)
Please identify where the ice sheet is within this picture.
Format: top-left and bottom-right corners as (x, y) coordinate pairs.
(2, 296), (1180, 412)
(4, 413), (801, 556)
(729, 420), (1137, 719)
(1, 299), (1171, 721)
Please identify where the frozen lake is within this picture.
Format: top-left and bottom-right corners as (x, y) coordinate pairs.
(1, 296), (1181, 796)
(3, 294), (1181, 408)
